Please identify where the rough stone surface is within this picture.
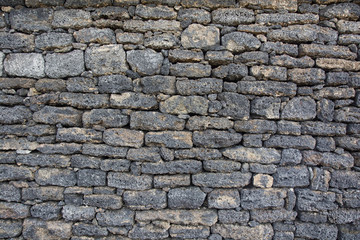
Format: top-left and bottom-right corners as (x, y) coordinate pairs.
(45, 50), (84, 78)
(85, 44), (127, 76)
(181, 24), (220, 49)
(222, 32), (261, 53)
(127, 49), (164, 76)
(4, 53), (45, 78)
(1, 1), (360, 239)
(168, 187), (206, 209)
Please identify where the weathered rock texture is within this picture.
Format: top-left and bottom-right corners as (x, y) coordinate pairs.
(0, 0), (359, 239)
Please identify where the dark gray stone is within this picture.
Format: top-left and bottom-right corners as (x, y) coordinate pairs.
(127, 49), (164, 76)
(22, 186), (64, 201)
(0, 220), (22, 238)
(108, 172), (152, 190)
(0, 165), (33, 181)
(78, 169), (106, 187)
(124, 189), (167, 210)
(250, 65), (287, 81)
(170, 225), (210, 239)
(59, 92), (109, 109)
(213, 63), (248, 80)
(303, 150), (354, 169)
(296, 189), (337, 212)
(100, 159), (130, 172)
(268, 24), (318, 43)
(193, 130), (242, 148)
(265, 135), (316, 150)
(72, 223), (108, 237)
(222, 32), (261, 53)
(110, 92), (157, 110)
(33, 106), (82, 126)
(82, 144), (128, 158)
(35, 32), (73, 51)
(218, 210), (250, 224)
(131, 111), (185, 131)
(0, 32), (34, 52)
(334, 107), (360, 123)
(235, 51), (269, 66)
(0, 202), (29, 219)
(223, 146), (280, 164)
(218, 92), (250, 120)
(177, 8), (210, 24)
(271, 55), (315, 68)
(83, 109), (129, 128)
(96, 208), (134, 226)
(212, 223), (274, 240)
(127, 147), (161, 162)
(98, 74), (133, 94)
(301, 121), (346, 136)
(154, 175), (190, 188)
(74, 27), (115, 44)
(251, 97), (281, 119)
(16, 153), (70, 167)
(335, 136), (360, 151)
(320, 3), (360, 20)
(56, 127), (102, 143)
(141, 75), (176, 94)
(35, 168), (76, 187)
(212, 8), (254, 25)
(273, 166), (310, 187)
(103, 128), (144, 148)
(170, 63), (211, 77)
(52, 9), (92, 29)
(241, 188), (287, 209)
(282, 97), (316, 120)
(142, 160), (202, 174)
(84, 194), (123, 209)
(0, 106), (32, 124)
(338, 224), (360, 240)
(251, 209), (297, 223)
(234, 119), (277, 134)
(316, 137), (336, 152)
(295, 222), (338, 240)
(0, 183), (21, 202)
(288, 68), (325, 85)
(174, 148), (221, 160)
(129, 222), (170, 239)
(160, 95), (208, 115)
(205, 51), (233, 65)
(168, 187), (206, 209)
(238, 81), (297, 97)
(281, 148), (302, 165)
(192, 172), (251, 188)
(30, 202), (61, 220)
(62, 205), (95, 221)
(330, 170), (360, 189)
(10, 8), (53, 33)
(71, 154), (101, 169)
(177, 78), (223, 95)
(203, 160), (241, 173)
(85, 44), (127, 76)
(66, 77), (97, 93)
(317, 98), (335, 122)
(23, 219), (72, 239)
(261, 41), (298, 57)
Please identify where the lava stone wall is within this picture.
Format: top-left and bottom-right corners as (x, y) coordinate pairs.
(0, 0), (360, 239)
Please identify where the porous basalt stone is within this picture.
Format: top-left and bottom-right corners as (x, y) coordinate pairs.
(1, 1), (360, 239)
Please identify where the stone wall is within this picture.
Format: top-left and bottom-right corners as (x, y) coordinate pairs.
(0, 0), (360, 239)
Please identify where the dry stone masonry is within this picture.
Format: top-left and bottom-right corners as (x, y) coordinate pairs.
(0, 0), (360, 239)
